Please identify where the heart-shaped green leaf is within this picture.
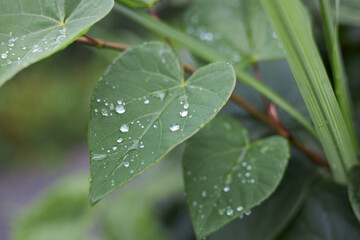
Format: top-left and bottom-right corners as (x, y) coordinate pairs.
(279, 181), (360, 240)
(116, 0), (161, 8)
(182, 115), (289, 239)
(348, 165), (360, 223)
(88, 42), (236, 204)
(0, 0), (114, 86)
(184, 0), (285, 69)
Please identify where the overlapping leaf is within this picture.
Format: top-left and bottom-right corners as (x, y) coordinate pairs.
(88, 42), (236, 204)
(184, 0), (285, 69)
(279, 181), (360, 240)
(0, 0), (114, 86)
(182, 116), (289, 239)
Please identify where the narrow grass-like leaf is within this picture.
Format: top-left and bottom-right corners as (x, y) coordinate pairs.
(319, 0), (358, 154)
(184, 0), (285, 69)
(262, 0), (357, 183)
(182, 116), (289, 239)
(116, 0), (160, 8)
(0, 0), (114, 86)
(113, 3), (317, 138)
(88, 42), (235, 204)
(348, 165), (360, 223)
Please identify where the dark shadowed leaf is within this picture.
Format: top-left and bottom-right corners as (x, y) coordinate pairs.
(348, 165), (360, 223)
(280, 180), (360, 240)
(0, 0), (114, 86)
(184, 0), (285, 69)
(182, 115), (290, 239)
(88, 42), (236, 204)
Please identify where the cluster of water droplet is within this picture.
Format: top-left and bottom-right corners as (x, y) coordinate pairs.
(1, 32), (24, 66)
(0, 28), (67, 68)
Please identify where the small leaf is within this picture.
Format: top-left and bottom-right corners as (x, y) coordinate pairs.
(279, 180), (360, 240)
(348, 165), (360, 223)
(116, 0), (161, 8)
(88, 42), (236, 204)
(209, 159), (313, 240)
(182, 116), (289, 239)
(0, 0), (114, 86)
(184, 0), (285, 69)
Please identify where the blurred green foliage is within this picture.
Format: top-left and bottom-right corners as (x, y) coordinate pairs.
(0, 46), (104, 166)
(11, 149), (184, 240)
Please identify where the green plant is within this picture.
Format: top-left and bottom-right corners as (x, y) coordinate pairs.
(2, 0), (360, 239)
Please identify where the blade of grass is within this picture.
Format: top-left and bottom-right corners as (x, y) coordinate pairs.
(113, 3), (317, 138)
(262, 0), (357, 183)
(319, 0), (358, 154)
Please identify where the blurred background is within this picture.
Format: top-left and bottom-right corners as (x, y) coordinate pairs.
(0, 0), (359, 239)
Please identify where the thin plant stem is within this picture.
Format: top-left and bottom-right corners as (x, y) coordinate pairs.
(75, 35), (129, 51)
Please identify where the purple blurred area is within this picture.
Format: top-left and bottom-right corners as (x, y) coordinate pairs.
(0, 144), (89, 240)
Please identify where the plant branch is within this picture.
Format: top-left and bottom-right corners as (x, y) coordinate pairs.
(75, 36), (129, 51)
(74, 35), (329, 169)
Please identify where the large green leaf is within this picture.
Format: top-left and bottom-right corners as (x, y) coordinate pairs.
(348, 165), (360, 223)
(279, 180), (360, 240)
(0, 0), (114, 86)
(182, 116), (289, 239)
(116, 0), (161, 8)
(184, 0), (285, 69)
(88, 42), (236, 204)
(209, 159), (313, 240)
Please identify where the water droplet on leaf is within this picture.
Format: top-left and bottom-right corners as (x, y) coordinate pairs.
(170, 124), (180, 132)
(120, 124), (129, 132)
